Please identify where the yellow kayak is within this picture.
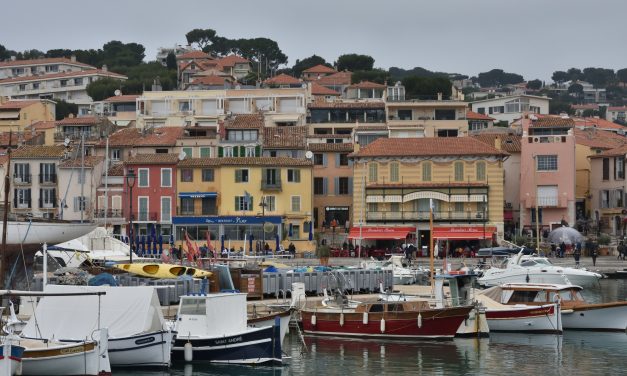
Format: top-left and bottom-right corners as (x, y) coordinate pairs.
(259, 260), (290, 269)
(114, 263), (212, 279)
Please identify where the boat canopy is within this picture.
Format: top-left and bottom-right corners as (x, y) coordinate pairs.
(21, 285), (166, 339)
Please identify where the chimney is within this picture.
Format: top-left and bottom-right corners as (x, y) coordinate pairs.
(437, 92), (443, 101)
(10, 56), (16, 61)
(494, 135), (501, 150)
(0, 96), (8, 105)
(70, 55), (76, 62)
(102, 64), (108, 72)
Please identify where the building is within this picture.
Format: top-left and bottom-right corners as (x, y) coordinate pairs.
(345, 81), (386, 100)
(350, 137), (508, 250)
(263, 74), (302, 89)
(466, 110), (495, 133)
(91, 94), (139, 127)
(262, 126), (307, 158)
(519, 116), (576, 238)
(310, 82), (341, 102)
(55, 116), (116, 145)
(0, 57), (126, 108)
(94, 164), (126, 235)
(94, 127), (183, 164)
(57, 156), (105, 221)
(301, 65), (337, 81)
(606, 106), (627, 124)
(219, 114), (263, 158)
(173, 157), (314, 253)
(470, 95), (550, 125)
(589, 145), (627, 236)
(308, 100), (386, 138)
(386, 98), (469, 138)
(0, 98), (56, 132)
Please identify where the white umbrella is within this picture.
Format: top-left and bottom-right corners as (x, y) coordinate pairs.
(547, 226), (584, 245)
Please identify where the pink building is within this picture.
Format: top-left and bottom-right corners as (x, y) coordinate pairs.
(519, 116), (576, 237)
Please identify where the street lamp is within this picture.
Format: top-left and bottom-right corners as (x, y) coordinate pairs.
(259, 196), (267, 253)
(126, 168), (136, 264)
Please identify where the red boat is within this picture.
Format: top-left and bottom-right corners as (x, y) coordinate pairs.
(301, 301), (473, 339)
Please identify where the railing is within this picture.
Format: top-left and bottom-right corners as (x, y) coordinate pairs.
(366, 211), (487, 221)
(13, 174), (32, 185)
(39, 174), (57, 184)
(130, 212), (158, 221)
(261, 178), (282, 191)
(93, 209), (124, 218)
(176, 208), (218, 216)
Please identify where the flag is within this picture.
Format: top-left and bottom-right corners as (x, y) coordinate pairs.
(184, 231), (195, 263)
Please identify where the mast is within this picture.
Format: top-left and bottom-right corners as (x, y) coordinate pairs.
(104, 137), (109, 228)
(1, 131), (12, 288)
(80, 132), (85, 223)
(429, 198), (435, 291)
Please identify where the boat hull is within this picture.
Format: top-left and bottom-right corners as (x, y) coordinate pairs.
(478, 271), (600, 288)
(248, 309), (292, 346)
(301, 306), (473, 339)
(562, 303), (627, 331)
(172, 325), (281, 365)
(0, 342), (24, 376)
(485, 304), (562, 334)
(1, 221), (98, 254)
(108, 330), (173, 367)
(20, 341), (109, 376)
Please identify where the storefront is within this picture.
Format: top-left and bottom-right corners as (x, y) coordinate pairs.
(432, 225), (497, 257)
(347, 226), (415, 250)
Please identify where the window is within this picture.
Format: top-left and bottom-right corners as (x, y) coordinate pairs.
(179, 101), (191, 112)
(454, 161), (464, 181)
(181, 197), (194, 214)
(39, 163), (56, 183)
(476, 161), (486, 181)
(314, 153), (324, 166)
(615, 158), (625, 180)
(45, 65), (58, 73)
(74, 196), (87, 212)
(454, 202), (464, 213)
(287, 169), (300, 183)
(390, 162), (399, 182)
(264, 168), (279, 185)
(182, 147), (193, 158)
(202, 197), (217, 215)
(32, 82), (40, 90)
(537, 155), (558, 171)
(155, 148), (168, 154)
(138, 197), (148, 221)
(245, 146), (256, 157)
(161, 197), (172, 222)
(339, 153), (349, 166)
(235, 169), (249, 183)
(390, 203), (400, 212)
(368, 202), (378, 212)
(437, 129), (458, 137)
(14, 188), (31, 208)
(537, 185), (558, 206)
(181, 169), (193, 182)
(235, 196), (253, 211)
(138, 168), (149, 187)
(200, 147), (211, 157)
(600, 190), (609, 209)
(291, 196), (301, 212)
(338, 177), (350, 195)
(227, 130), (258, 141)
(74, 78), (83, 86)
(398, 109), (412, 120)
(40, 188), (56, 208)
(202, 168), (214, 182)
(422, 162), (431, 182)
(368, 163), (378, 182)
(111, 149), (121, 161)
(477, 107), (485, 114)
(224, 147), (234, 157)
(60, 79), (67, 87)
(264, 196), (276, 212)
(314, 177), (325, 195)
(160, 168), (172, 187)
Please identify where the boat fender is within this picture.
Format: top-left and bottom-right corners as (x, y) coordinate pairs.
(184, 342), (193, 362)
(311, 314), (317, 326)
(340, 313), (345, 327)
(363, 312), (368, 325)
(380, 318), (386, 333)
(417, 313), (423, 328)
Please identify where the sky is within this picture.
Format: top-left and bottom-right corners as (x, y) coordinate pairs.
(2, 0), (627, 81)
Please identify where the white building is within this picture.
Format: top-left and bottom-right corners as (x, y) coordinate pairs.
(58, 155), (105, 222)
(606, 106), (627, 124)
(470, 94), (550, 125)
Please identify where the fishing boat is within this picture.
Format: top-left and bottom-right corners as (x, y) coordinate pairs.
(113, 263), (212, 279)
(248, 306), (293, 346)
(486, 283), (627, 331)
(0, 334), (24, 376)
(477, 251), (602, 287)
(21, 285), (173, 368)
(172, 293), (282, 365)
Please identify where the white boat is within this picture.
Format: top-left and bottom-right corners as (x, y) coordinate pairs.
(172, 293), (282, 365)
(477, 252), (602, 287)
(0, 334), (24, 376)
(1, 220), (97, 254)
(489, 283), (627, 331)
(361, 255), (417, 285)
(21, 285), (173, 368)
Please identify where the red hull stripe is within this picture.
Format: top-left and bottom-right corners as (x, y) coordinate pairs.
(486, 306), (554, 319)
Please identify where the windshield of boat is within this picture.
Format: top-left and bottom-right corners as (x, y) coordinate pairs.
(520, 260), (538, 267)
(549, 290), (574, 302)
(180, 297), (206, 315)
(534, 258), (553, 266)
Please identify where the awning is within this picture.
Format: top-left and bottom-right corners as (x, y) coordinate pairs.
(348, 226), (414, 240)
(178, 192), (217, 198)
(0, 111), (20, 120)
(504, 210), (514, 221)
(432, 226), (496, 240)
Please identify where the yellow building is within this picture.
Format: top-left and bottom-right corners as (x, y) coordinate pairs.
(0, 98), (55, 132)
(174, 157), (314, 253)
(350, 137), (508, 250)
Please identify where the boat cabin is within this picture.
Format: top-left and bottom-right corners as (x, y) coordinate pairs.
(482, 283), (585, 306)
(354, 301), (430, 313)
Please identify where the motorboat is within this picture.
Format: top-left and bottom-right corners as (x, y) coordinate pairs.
(172, 293), (282, 365)
(21, 285), (173, 368)
(476, 286), (562, 334)
(488, 283), (627, 331)
(477, 252), (602, 287)
(114, 263), (212, 279)
(0, 334), (24, 376)
(605, 269), (627, 279)
(361, 255), (420, 285)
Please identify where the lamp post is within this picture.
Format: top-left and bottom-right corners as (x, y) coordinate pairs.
(126, 168), (136, 264)
(259, 196), (267, 253)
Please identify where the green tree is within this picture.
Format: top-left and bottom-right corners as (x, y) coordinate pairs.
(54, 100), (78, 120)
(566, 68), (582, 82)
(86, 78), (123, 101)
(568, 83), (584, 96)
(45, 49), (74, 58)
(526, 79), (542, 90)
(351, 69), (389, 84)
(551, 71), (568, 84)
(582, 67), (615, 88)
(617, 68), (627, 83)
(185, 28), (217, 50)
(166, 52), (177, 70)
(0, 44), (12, 60)
(550, 100), (575, 115)
(402, 76), (452, 99)
(291, 55), (330, 77)
(336, 54), (374, 72)
(477, 69), (524, 87)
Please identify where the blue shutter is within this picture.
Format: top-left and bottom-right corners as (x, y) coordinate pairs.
(348, 177), (353, 194)
(322, 154), (327, 167)
(322, 178), (328, 195)
(335, 154), (340, 167)
(334, 177), (339, 195)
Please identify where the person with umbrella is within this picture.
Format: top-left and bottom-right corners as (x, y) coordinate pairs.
(574, 241), (582, 267)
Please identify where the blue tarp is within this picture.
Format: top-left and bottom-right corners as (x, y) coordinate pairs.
(88, 273), (118, 286)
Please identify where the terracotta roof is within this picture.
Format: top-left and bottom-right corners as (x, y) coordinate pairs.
(0, 100), (40, 110)
(311, 82), (340, 96)
(529, 117), (575, 128)
(0, 69), (126, 84)
(0, 57), (95, 69)
(466, 111), (494, 121)
(125, 153), (180, 165)
(608, 106), (627, 111)
(347, 81), (386, 89)
(0, 155), (8, 165)
(56, 116), (99, 125)
(574, 128), (626, 149)
(264, 74), (301, 86)
(302, 65), (337, 74)
(29, 121), (56, 130)
(216, 55), (249, 67)
(590, 144), (627, 158)
(177, 51), (211, 60)
(312, 71), (352, 86)
(98, 128), (142, 147)
(308, 143), (354, 152)
(353, 137), (509, 158)
(107, 163), (124, 176)
(308, 101), (385, 109)
(103, 94), (139, 103)
(179, 157), (312, 167)
(571, 104), (599, 110)
(472, 133), (522, 153)
(59, 155), (104, 168)
(225, 114), (264, 129)
(98, 127), (182, 148)
(190, 75), (226, 86)
(263, 126), (307, 149)
(0, 131), (40, 146)
(12, 145), (66, 159)
(574, 117), (625, 130)
(368, 182), (488, 189)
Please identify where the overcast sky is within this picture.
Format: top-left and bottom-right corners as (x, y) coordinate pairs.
(2, 0), (626, 80)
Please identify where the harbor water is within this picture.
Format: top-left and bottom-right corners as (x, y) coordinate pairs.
(118, 279), (627, 376)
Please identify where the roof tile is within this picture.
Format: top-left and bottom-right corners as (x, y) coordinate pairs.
(530, 117), (575, 128)
(0, 69), (126, 84)
(308, 143), (354, 152)
(12, 145), (66, 159)
(103, 94), (139, 103)
(353, 137), (509, 158)
(59, 155), (104, 168)
(125, 153), (180, 165)
(225, 114), (264, 129)
(56, 116), (99, 125)
(178, 157), (312, 167)
(263, 126), (307, 149)
(472, 133), (521, 153)
(302, 64), (337, 74)
(177, 51), (211, 60)
(0, 100), (40, 110)
(264, 73), (301, 86)
(347, 81), (386, 89)
(311, 82), (340, 96)
(466, 110), (495, 121)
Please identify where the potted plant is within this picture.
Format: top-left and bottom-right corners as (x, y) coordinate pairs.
(597, 233), (611, 256)
(315, 233), (330, 266)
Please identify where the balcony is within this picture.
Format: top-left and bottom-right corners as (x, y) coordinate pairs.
(366, 211), (488, 222)
(39, 174), (57, 185)
(130, 211), (158, 222)
(93, 209), (124, 219)
(176, 207), (218, 216)
(13, 174), (31, 185)
(261, 178), (282, 191)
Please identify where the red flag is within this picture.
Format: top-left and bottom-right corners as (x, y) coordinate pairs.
(184, 231), (195, 263)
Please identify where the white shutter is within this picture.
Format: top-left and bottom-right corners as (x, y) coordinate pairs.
(201, 100), (218, 115)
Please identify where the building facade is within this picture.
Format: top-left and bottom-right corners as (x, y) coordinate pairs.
(589, 145), (627, 236)
(470, 95), (550, 125)
(0, 98), (56, 132)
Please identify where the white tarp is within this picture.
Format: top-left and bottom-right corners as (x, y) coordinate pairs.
(22, 285), (165, 340)
(53, 227), (134, 259)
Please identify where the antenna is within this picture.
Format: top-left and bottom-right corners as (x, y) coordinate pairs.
(114, 89), (122, 96)
(178, 150), (187, 160)
(305, 150), (314, 159)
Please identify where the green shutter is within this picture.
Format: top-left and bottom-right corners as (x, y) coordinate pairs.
(238, 146), (244, 157)
(235, 196), (239, 210)
(255, 145), (261, 157)
(218, 147), (223, 158)
(249, 197), (253, 211)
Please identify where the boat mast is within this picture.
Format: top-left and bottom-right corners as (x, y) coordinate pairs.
(1, 131), (12, 288)
(104, 137), (109, 228)
(80, 132), (85, 223)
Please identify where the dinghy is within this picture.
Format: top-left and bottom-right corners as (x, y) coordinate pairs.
(114, 263), (212, 279)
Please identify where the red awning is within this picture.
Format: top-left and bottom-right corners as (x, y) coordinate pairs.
(504, 210), (514, 221)
(348, 226), (414, 240)
(432, 226), (497, 240)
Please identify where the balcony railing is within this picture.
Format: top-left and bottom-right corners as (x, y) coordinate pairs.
(366, 211), (487, 222)
(39, 174), (57, 185)
(261, 178), (282, 191)
(93, 209), (124, 218)
(130, 212), (158, 221)
(176, 208), (218, 216)
(13, 174), (32, 185)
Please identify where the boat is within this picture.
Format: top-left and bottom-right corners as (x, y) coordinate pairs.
(113, 263), (212, 279)
(476, 286), (562, 334)
(21, 285), (173, 368)
(0, 220), (97, 255)
(0, 335), (25, 376)
(172, 293), (282, 365)
(477, 251), (602, 287)
(605, 269), (627, 279)
(487, 283), (627, 331)
(361, 255), (420, 285)
(248, 306), (293, 347)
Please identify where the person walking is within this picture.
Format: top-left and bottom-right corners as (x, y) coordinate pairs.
(559, 242), (566, 258)
(591, 245), (598, 267)
(573, 242), (581, 267)
(618, 241), (625, 261)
